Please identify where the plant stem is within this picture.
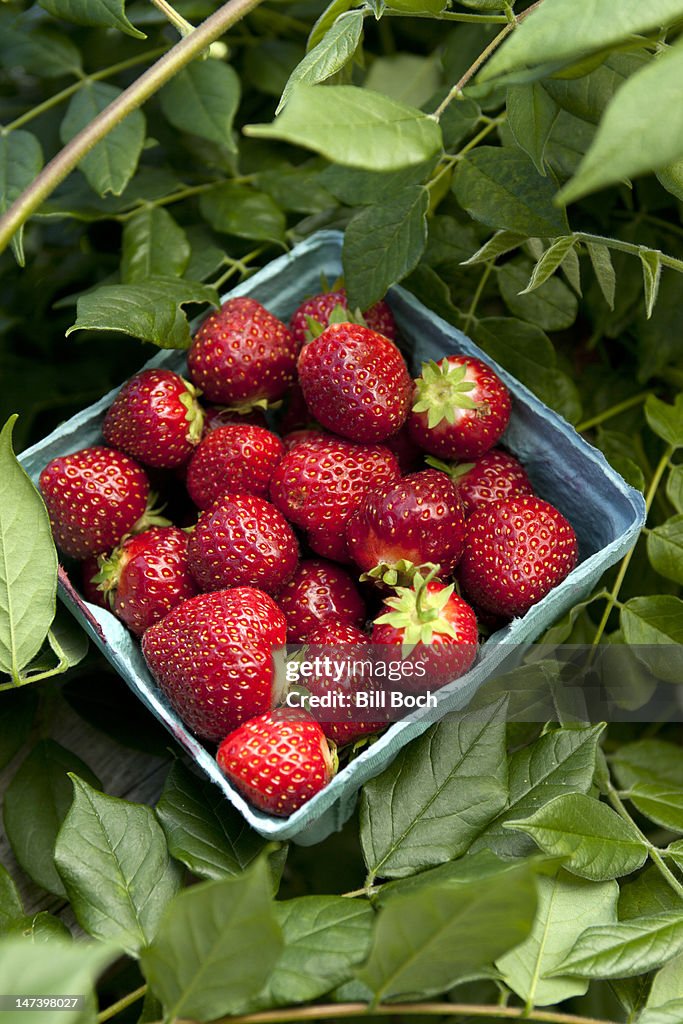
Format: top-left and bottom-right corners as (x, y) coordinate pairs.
(575, 392), (650, 432)
(575, 232), (683, 275)
(3, 48), (168, 133)
(149, 0), (195, 36)
(0, 0), (266, 256)
(97, 985), (147, 1023)
(386, 9), (508, 22)
(170, 1000), (619, 1024)
(591, 445), (674, 647)
(432, 0), (544, 120)
(462, 262), (494, 331)
(340, 884), (382, 899)
(605, 785), (683, 900)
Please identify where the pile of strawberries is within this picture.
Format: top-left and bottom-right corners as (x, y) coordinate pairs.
(39, 287), (578, 818)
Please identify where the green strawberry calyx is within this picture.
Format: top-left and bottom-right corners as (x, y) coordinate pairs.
(360, 558), (440, 589)
(425, 455), (476, 481)
(374, 573), (458, 645)
(178, 377), (205, 446)
(412, 360), (482, 429)
(131, 493), (172, 534)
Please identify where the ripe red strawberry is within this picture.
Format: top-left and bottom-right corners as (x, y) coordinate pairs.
(40, 446), (151, 559)
(281, 427), (329, 452)
(188, 297), (298, 407)
(269, 436), (400, 562)
(458, 496), (578, 618)
(301, 620), (383, 746)
(346, 469), (467, 585)
(277, 382), (313, 434)
(102, 369), (204, 469)
(188, 493), (299, 594)
(297, 323), (412, 443)
(276, 558), (366, 642)
(384, 423), (424, 474)
(408, 356), (511, 459)
(186, 424), (286, 509)
(289, 287), (397, 345)
(216, 708), (336, 816)
(142, 588), (286, 741)
(88, 526), (197, 636)
(428, 448), (534, 517)
(371, 575), (478, 690)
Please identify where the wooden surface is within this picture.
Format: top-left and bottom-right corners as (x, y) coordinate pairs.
(0, 691), (170, 923)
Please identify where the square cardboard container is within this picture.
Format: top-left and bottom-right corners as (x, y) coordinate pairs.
(20, 230), (647, 845)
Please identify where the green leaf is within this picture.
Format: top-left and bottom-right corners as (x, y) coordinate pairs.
(343, 186), (428, 311)
(612, 739), (683, 791)
(255, 165), (334, 214)
(121, 207), (191, 284)
(307, 0), (358, 49)
(0, 863), (23, 932)
(0, 689), (37, 771)
(621, 596), (683, 683)
(439, 96), (481, 151)
(0, 416), (57, 681)
(0, 937), (117, 1024)
(244, 897), (374, 1010)
(551, 913), (683, 980)
(357, 863), (537, 1000)
(559, 41), (683, 204)
(657, 159), (683, 201)
(3, 741), (100, 896)
(453, 146), (568, 237)
(543, 52), (651, 127)
(470, 725), (604, 857)
(586, 242), (616, 310)
(244, 84), (443, 172)
(199, 184), (286, 245)
(623, 785), (683, 833)
(667, 465), (683, 513)
(364, 54), (441, 110)
(645, 394), (683, 448)
(498, 257), (578, 331)
(140, 861), (283, 1022)
(5, 912), (72, 943)
(60, 82), (146, 197)
(460, 229), (528, 266)
(66, 277), (218, 349)
(54, 775), (181, 956)
(505, 793), (648, 881)
(507, 82), (559, 175)
(640, 249), (663, 319)
(39, 0), (145, 37)
(159, 60), (240, 151)
(520, 235), (577, 292)
(0, 131), (44, 265)
(156, 761), (285, 882)
(639, 1001), (683, 1024)
(320, 160), (435, 206)
(360, 699), (508, 882)
(496, 870), (619, 1007)
(648, 515), (683, 584)
(278, 11), (364, 114)
(472, 317), (582, 423)
(619, 866), (679, 921)
(648, 953), (683, 1008)
(0, 27), (82, 78)
(480, 0), (683, 82)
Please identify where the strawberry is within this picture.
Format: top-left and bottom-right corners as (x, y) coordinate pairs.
(88, 526), (197, 636)
(102, 369), (204, 469)
(186, 424), (286, 509)
(289, 287), (397, 345)
(297, 322), (412, 443)
(40, 446), (152, 559)
(301, 620), (383, 746)
(187, 297), (298, 407)
(281, 427), (329, 451)
(142, 588), (286, 741)
(345, 469), (467, 586)
(458, 496), (578, 618)
(427, 448), (534, 517)
(276, 558), (366, 642)
(216, 708), (336, 816)
(371, 575), (478, 690)
(269, 436), (400, 562)
(277, 382), (313, 434)
(408, 356), (511, 460)
(384, 423), (424, 474)
(188, 492), (299, 594)
(81, 557), (106, 607)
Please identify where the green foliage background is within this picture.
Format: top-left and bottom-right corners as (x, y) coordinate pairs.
(2, 0), (683, 1021)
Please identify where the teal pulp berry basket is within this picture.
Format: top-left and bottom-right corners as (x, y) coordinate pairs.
(20, 230), (646, 844)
